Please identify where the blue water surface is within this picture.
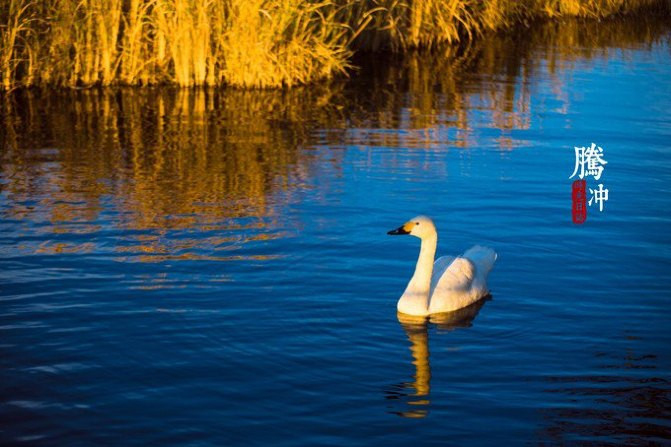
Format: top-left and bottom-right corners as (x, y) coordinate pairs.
(1, 17), (670, 446)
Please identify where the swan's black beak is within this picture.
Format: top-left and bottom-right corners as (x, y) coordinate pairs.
(387, 225), (410, 235)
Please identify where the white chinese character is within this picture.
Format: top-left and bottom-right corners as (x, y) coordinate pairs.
(570, 143), (608, 180)
(588, 184), (609, 212)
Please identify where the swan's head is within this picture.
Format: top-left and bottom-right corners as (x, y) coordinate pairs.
(387, 215), (436, 239)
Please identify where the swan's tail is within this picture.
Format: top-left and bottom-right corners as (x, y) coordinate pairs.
(463, 245), (497, 276)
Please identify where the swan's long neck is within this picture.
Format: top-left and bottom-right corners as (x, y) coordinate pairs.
(397, 234), (437, 316)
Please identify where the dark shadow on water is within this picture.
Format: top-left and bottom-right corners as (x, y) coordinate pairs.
(538, 347), (671, 445)
(385, 298), (489, 418)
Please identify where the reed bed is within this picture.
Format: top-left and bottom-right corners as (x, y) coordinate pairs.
(0, 0), (668, 90)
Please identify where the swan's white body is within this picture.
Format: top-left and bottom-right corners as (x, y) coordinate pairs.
(388, 216), (497, 316)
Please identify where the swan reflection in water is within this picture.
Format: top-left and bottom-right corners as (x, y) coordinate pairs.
(385, 298), (489, 418)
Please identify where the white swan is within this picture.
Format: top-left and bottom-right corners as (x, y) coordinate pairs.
(387, 215), (497, 316)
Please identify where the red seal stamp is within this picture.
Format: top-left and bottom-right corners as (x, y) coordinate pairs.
(572, 179), (587, 224)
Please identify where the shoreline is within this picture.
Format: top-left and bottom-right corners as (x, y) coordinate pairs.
(1, 0), (669, 91)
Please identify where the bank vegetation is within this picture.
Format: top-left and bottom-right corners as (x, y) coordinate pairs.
(0, 0), (668, 90)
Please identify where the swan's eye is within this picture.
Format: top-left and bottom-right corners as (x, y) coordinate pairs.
(415, 222), (419, 225)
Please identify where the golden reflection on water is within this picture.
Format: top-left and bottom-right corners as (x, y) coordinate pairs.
(1, 16), (668, 259)
(389, 299), (488, 418)
(346, 15), (670, 150)
(1, 86), (347, 258)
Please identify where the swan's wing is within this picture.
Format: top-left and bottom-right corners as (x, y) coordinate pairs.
(430, 256), (456, 294)
(431, 256), (475, 294)
(462, 245), (497, 276)
(432, 255), (455, 284)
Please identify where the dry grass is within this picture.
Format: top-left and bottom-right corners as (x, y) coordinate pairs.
(219, 0), (351, 87)
(0, 0), (668, 90)
(0, 0), (39, 90)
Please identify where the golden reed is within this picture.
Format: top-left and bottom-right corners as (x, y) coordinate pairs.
(0, 0), (668, 90)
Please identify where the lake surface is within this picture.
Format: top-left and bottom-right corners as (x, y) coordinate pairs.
(1, 16), (670, 446)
